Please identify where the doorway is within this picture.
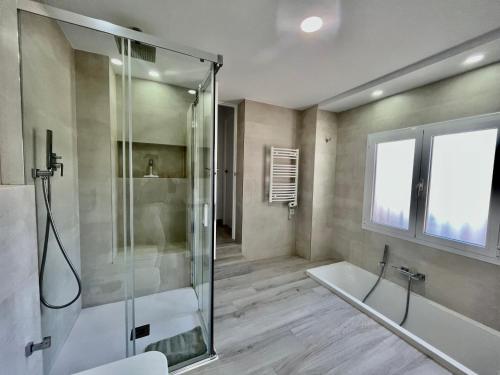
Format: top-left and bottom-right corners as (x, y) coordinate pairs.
(216, 104), (237, 246)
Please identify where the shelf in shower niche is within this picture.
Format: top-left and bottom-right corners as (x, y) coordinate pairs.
(116, 177), (187, 180)
(117, 141), (186, 178)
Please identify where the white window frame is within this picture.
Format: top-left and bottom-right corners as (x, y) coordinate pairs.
(362, 127), (422, 238)
(362, 112), (500, 265)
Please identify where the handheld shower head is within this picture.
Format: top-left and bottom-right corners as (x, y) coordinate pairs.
(46, 129), (63, 177)
(382, 244), (389, 265)
(46, 130), (53, 170)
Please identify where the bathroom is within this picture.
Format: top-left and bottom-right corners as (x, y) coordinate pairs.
(1, 1), (500, 374)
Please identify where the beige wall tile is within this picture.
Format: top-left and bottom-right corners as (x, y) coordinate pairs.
(20, 13), (81, 372)
(240, 100), (300, 259)
(0, 0), (24, 184)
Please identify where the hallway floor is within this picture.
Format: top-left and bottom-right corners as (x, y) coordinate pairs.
(191, 256), (449, 375)
(216, 223), (235, 245)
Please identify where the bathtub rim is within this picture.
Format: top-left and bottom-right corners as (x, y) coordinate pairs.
(306, 261), (477, 375)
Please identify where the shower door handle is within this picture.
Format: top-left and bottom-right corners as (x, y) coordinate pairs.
(203, 203), (209, 228)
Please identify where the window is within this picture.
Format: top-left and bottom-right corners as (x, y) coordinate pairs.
(372, 139), (415, 230)
(424, 129), (497, 246)
(363, 114), (500, 264)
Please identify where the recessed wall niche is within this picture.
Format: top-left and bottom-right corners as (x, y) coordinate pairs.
(117, 141), (187, 178)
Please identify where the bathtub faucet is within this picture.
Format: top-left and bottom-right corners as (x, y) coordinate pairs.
(391, 265), (425, 281)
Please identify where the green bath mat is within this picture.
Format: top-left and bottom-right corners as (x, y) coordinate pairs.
(145, 326), (207, 367)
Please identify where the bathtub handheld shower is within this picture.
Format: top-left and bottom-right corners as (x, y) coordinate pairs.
(362, 244), (389, 303)
(33, 130), (82, 309)
(391, 265), (425, 326)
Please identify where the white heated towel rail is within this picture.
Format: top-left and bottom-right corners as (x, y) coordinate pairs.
(269, 147), (299, 206)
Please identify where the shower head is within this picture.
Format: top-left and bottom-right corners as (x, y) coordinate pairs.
(115, 27), (156, 63)
(46, 129), (53, 170)
(382, 244), (389, 265)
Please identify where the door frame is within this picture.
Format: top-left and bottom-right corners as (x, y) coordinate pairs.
(217, 102), (238, 240)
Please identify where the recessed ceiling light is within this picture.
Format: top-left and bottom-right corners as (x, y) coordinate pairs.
(149, 70), (160, 78)
(463, 53), (485, 65)
(188, 89), (196, 95)
(111, 58), (122, 66)
(300, 16), (323, 33)
(372, 89), (383, 98)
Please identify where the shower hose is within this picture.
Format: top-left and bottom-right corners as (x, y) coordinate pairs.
(361, 262), (386, 303)
(399, 277), (412, 326)
(39, 176), (82, 309)
(362, 245), (389, 303)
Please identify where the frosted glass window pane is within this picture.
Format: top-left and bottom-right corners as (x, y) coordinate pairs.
(372, 139), (415, 229)
(425, 129), (497, 247)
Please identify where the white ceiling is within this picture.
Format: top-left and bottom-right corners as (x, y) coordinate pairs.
(46, 0), (500, 110)
(320, 38), (500, 112)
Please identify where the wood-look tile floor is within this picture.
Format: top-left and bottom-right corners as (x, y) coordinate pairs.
(192, 255), (450, 375)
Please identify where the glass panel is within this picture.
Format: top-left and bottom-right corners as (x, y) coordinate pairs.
(19, 11), (130, 374)
(372, 139), (415, 230)
(425, 129), (497, 246)
(127, 40), (214, 370)
(195, 69), (215, 335)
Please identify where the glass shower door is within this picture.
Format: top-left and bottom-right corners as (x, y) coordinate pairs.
(19, 11), (135, 374)
(193, 69), (215, 337)
(126, 39), (216, 371)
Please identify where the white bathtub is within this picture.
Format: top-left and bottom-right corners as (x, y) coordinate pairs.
(307, 262), (500, 375)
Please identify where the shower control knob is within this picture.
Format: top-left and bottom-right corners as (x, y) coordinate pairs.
(50, 153), (64, 176)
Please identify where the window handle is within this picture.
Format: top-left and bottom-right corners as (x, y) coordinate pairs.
(416, 180), (424, 197)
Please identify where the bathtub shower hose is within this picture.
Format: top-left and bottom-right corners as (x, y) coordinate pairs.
(361, 262), (386, 303)
(39, 176), (82, 309)
(399, 277), (412, 326)
(362, 245), (389, 303)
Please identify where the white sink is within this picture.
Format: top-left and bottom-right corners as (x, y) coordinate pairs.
(73, 352), (168, 375)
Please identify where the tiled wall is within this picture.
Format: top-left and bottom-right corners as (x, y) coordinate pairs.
(239, 100), (300, 259)
(0, 3), (43, 374)
(78, 70), (192, 306)
(20, 12), (82, 373)
(237, 101), (337, 261)
(296, 107), (338, 261)
(116, 78), (193, 146)
(0, 186), (43, 375)
(310, 110), (338, 260)
(332, 63), (500, 330)
(0, 0), (24, 185)
(74, 50), (116, 309)
(296, 107), (317, 259)
(235, 102), (246, 243)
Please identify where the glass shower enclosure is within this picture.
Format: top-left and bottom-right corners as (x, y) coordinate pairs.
(18, 1), (220, 373)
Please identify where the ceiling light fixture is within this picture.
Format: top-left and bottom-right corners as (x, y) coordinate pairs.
(463, 53), (485, 65)
(188, 89), (196, 95)
(300, 16), (323, 33)
(148, 70), (160, 78)
(111, 58), (123, 66)
(371, 89), (383, 98)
